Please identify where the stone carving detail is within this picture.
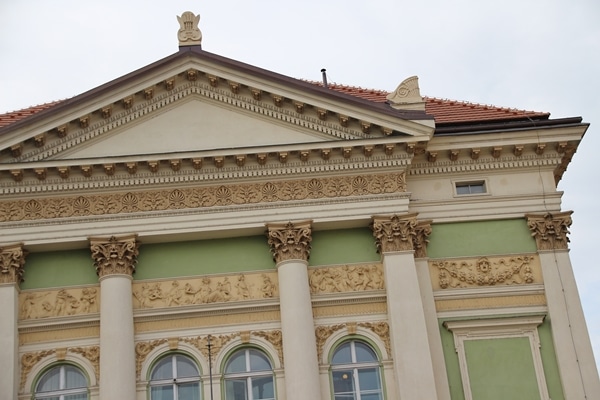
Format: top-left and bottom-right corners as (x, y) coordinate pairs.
(177, 11), (202, 46)
(0, 173), (407, 222)
(267, 221), (312, 263)
(135, 339), (167, 378)
(431, 255), (536, 289)
(316, 324), (346, 360)
(309, 264), (384, 294)
(182, 333), (238, 363)
(371, 213), (421, 253)
(315, 322), (390, 361)
(386, 76), (425, 110)
(20, 346), (99, 390)
(253, 330), (284, 365)
(20, 287), (99, 319)
(90, 235), (139, 278)
(0, 243), (27, 284)
(358, 322), (391, 357)
(132, 272), (277, 309)
(413, 221), (432, 258)
(526, 212), (572, 250)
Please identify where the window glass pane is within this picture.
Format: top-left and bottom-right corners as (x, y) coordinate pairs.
(64, 366), (87, 389)
(332, 369), (355, 395)
(37, 367), (61, 392)
(226, 351), (247, 373)
(361, 394), (382, 400)
(456, 185), (471, 195)
(225, 379), (248, 400)
(354, 342), (377, 363)
(178, 382), (200, 400)
(249, 350), (271, 372)
(152, 357), (175, 380)
(65, 394), (89, 400)
(357, 367), (380, 391)
(332, 343), (352, 364)
(37, 397), (60, 400)
(151, 385), (174, 400)
(176, 355), (199, 378)
(251, 375), (274, 399)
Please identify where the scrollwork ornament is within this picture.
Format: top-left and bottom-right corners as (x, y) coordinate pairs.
(526, 212), (573, 250)
(315, 324), (346, 360)
(0, 243), (27, 284)
(358, 322), (391, 357)
(135, 339), (167, 378)
(371, 213), (419, 253)
(89, 235), (139, 278)
(253, 330), (284, 365)
(20, 349), (56, 389)
(266, 221), (312, 263)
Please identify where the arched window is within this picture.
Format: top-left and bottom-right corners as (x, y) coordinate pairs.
(149, 354), (201, 400)
(224, 348), (275, 400)
(331, 340), (383, 400)
(35, 364), (88, 400)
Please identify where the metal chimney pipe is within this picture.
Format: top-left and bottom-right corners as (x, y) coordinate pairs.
(321, 68), (328, 88)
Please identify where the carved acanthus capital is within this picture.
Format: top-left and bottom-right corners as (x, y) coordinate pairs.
(526, 212), (573, 250)
(0, 243), (27, 285)
(371, 213), (421, 253)
(266, 221), (312, 263)
(413, 220), (433, 258)
(89, 235), (139, 278)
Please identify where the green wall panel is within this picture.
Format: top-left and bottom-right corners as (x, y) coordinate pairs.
(21, 249), (97, 289)
(465, 337), (541, 400)
(135, 236), (275, 280)
(539, 319), (565, 400)
(309, 228), (380, 266)
(428, 219), (536, 258)
(439, 320), (466, 399)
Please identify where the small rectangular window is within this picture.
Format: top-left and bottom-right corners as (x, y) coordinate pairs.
(455, 181), (486, 195)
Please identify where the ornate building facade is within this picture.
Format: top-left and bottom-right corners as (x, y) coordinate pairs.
(1, 12), (598, 400)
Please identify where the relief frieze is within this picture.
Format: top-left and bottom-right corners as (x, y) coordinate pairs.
(132, 272), (277, 309)
(430, 255), (540, 290)
(0, 172), (406, 222)
(19, 286), (99, 320)
(309, 264), (384, 294)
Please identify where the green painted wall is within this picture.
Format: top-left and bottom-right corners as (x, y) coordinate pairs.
(21, 249), (97, 290)
(309, 228), (380, 266)
(135, 236), (275, 280)
(465, 337), (541, 400)
(428, 219), (536, 258)
(440, 318), (565, 400)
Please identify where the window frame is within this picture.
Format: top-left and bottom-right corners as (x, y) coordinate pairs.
(454, 180), (488, 196)
(223, 347), (276, 400)
(148, 353), (202, 400)
(330, 339), (384, 400)
(34, 363), (89, 400)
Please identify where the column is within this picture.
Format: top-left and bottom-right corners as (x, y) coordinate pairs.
(371, 214), (439, 400)
(266, 221), (321, 400)
(90, 234), (139, 400)
(526, 212), (600, 399)
(0, 243), (26, 400)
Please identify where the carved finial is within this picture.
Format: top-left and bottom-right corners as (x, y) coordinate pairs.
(386, 76), (426, 111)
(177, 11), (202, 47)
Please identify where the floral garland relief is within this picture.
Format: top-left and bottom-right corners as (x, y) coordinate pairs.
(430, 255), (538, 289)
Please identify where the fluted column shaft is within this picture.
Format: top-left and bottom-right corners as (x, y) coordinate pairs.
(0, 243), (26, 400)
(267, 221), (321, 400)
(372, 214), (439, 400)
(90, 235), (139, 400)
(527, 213), (600, 399)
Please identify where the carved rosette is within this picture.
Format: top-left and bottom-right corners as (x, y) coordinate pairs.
(526, 212), (573, 250)
(89, 235), (139, 278)
(266, 221), (312, 263)
(0, 243), (27, 284)
(371, 213), (422, 253)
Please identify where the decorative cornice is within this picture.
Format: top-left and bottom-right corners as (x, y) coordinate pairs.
(371, 213), (427, 253)
(0, 172), (407, 223)
(89, 234), (139, 278)
(526, 212), (573, 250)
(266, 221), (312, 263)
(0, 243), (27, 285)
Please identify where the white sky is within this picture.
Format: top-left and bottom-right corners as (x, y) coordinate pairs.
(1, 0), (598, 372)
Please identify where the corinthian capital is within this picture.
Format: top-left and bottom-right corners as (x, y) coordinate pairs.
(266, 221), (312, 264)
(371, 213), (424, 253)
(526, 212), (572, 251)
(89, 234), (139, 278)
(0, 243), (27, 285)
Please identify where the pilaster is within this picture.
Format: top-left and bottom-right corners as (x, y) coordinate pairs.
(0, 243), (26, 400)
(526, 212), (600, 399)
(266, 221), (321, 400)
(371, 214), (439, 400)
(89, 234), (138, 400)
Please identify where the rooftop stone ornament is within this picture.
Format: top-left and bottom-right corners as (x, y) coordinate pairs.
(177, 11), (202, 47)
(386, 76), (426, 111)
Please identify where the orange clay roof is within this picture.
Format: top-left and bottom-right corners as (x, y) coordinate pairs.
(0, 84), (549, 129)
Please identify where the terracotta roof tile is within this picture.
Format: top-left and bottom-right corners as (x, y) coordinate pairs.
(0, 83), (550, 130)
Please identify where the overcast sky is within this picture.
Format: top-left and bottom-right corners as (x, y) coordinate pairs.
(1, 0), (598, 370)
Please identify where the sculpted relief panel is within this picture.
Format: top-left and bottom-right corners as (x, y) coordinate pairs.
(19, 286), (99, 320)
(429, 255), (541, 290)
(309, 264), (384, 294)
